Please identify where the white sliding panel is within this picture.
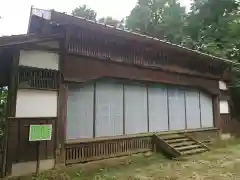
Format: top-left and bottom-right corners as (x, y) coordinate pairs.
(16, 89), (57, 117)
(19, 50), (59, 70)
(148, 85), (168, 132)
(185, 90), (201, 129)
(124, 84), (148, 134)
(168, 88), (186, 130)
(200, 92), (214, 128)
(95, 82), (123, 137)
(67, 83), (94, 140)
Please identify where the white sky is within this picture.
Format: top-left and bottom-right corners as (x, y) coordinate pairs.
(0, 0), (191, 36)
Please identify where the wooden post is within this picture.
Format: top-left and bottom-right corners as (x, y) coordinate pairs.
(5, 49), (20, 176)
(146, 85), (150, 133)
(36, 141), (40, 175)
(213, 95), (221, 131)
(93, 82), (96, 138)
(167, 88), (170, 131)
(55, 25), (72, 166)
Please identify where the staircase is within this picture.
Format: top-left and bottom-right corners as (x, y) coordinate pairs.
(153, 133), (209, 158)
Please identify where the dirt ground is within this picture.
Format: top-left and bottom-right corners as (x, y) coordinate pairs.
(15, 141), (240, 180)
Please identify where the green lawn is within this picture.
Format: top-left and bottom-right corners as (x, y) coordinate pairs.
(16, 141), (240, 180)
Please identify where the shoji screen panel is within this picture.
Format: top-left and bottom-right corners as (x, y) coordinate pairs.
(95, 82), (124, 137)
(148, 85), (168, 132)
(185, 90), (201, 129)
(124, 84), (148, 134)
(200, 92), (214, 128)
(168, 88), (186, 130)
(67, 83), (94, 140)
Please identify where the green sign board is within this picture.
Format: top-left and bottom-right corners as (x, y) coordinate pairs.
(29, 124), (52, 141)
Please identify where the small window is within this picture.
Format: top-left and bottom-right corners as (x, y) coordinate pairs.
(219, 81), (228, 90)
(220, 100), (229, 114)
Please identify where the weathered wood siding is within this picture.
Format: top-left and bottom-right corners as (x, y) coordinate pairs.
(63, 56), (220, 95)
(8, 117), (56, 162)
(65, 27), (224, 79)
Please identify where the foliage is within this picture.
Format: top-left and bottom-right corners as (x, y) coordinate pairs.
(184, 0), (240, 58)
(72, 4), (97, 21)
(71, 5), (124, 28)
(126, 0), (186, 44)
(126, 0), (240, 59)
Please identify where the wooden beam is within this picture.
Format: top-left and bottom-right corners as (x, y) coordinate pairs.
(20, 44), (60, 53)
(0, 34), (62, 48)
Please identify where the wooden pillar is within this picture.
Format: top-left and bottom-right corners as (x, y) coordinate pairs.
(55, 26), (71, 166)
(5, 50), (19, 176)
(213, 95), (221, 131)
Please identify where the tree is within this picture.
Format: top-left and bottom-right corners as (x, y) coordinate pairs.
(184, 0), (240, 58)
(126, 0), (186, 44)
(72, 4), (97, 21)
(98, 16), (124, 27)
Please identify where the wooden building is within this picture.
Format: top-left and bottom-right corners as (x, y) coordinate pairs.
(0, 7), (234, 177)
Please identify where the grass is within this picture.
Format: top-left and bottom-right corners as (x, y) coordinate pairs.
(12, 139), (240, 180)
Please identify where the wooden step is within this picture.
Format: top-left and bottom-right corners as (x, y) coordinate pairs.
(154, 133), (209, 158)
(202, 140), (212, 145)
(165, 138), (190, 143)
(160, 134), (185, 140)
(171, 141), (196, 147)
(181, 148), (207, 155)
(176, 144), (202, 151)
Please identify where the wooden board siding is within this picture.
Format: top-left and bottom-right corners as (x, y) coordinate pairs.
(8, 117), (56, 163)
(220, 115), (240, 137)
(63, 56), (220, 95)
(50, 11), (228, 76)
(67, 38), (222, 80)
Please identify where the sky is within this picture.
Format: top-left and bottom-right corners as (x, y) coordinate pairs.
(0, 0), (191, 36)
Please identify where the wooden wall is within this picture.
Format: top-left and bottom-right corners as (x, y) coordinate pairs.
(8, 117), (56, 163)
(5, 49), (60, 176)
(63, 55), (220, 95)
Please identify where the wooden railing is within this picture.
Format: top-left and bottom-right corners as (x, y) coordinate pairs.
(65, 128), (219, 165)
(65, 136), (152, 165)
